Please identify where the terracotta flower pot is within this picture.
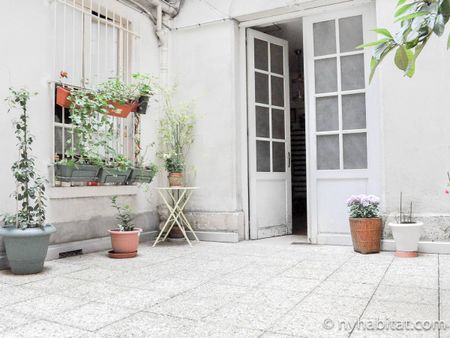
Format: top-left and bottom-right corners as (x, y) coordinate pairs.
(108, 228), (142, 255)
(168, 172), (183, 187)
(107, 101), (139, 118)
(169, 226), (184, 239)
(56, 86), (71, 108)
(349, 218), (382, 254)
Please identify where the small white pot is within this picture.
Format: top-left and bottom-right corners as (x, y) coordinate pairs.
(389, 222), (423, 257)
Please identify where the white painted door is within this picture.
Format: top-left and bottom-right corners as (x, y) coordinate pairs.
(247, 29), (292, 240)
(303, 4), (381, 244)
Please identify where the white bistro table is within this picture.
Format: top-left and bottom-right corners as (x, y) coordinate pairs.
(153, 187), (200, 247)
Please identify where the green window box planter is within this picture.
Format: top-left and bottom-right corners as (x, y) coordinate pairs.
(99, 167), (132, 184)
(55, 163), (101, 183)
(128, 167), (157, 184)
(0, 225), (56, 275)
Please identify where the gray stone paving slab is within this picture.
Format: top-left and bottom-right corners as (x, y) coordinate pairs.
(372, 284), (438, 305)
(0, 236), (444, 337)
(0, 320), (90, 338)
(49, 301), (138, 331)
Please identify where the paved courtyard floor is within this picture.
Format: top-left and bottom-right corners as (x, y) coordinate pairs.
(0, 235), (448, 337)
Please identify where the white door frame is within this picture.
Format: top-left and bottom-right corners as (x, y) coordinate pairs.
(238, 0), (381, 242)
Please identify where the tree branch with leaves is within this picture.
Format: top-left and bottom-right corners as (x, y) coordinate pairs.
(362, 0), (450, 80)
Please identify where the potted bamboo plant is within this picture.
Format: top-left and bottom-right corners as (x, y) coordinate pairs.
(347, 194), (382, 254)
(158, 90), (196, 187)
(98, 73), (154, 118)
(108, 196), (142, 258)
(0, 88), (56, 274)
(389, 193), (423, 257)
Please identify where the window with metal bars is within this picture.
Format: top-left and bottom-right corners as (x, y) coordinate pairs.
(53, 0), (140, 165)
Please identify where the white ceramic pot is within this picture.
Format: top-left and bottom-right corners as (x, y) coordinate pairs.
(389, 222), (423, 257)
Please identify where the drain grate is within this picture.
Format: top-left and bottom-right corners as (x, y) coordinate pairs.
(59, 249), (83, 258)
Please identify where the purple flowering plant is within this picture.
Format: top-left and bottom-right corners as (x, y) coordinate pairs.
(346, 194), (380, 218)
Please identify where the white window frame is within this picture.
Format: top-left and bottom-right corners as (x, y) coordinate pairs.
(52, 0), (141, 170)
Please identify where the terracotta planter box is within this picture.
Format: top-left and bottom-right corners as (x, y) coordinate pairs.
(107, 101), (139, 118)
(349, 218), (382, 254)
(56, 86), (71, 108)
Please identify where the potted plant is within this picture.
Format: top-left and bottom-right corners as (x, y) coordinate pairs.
(108, 196), (142, 258)
(54, 87), (110, 183)
(158, 89), (196, 187)
(347, 194), (382, 254)
(98, 73), (154, 118)
(55, 70), (71, 108)
(164, 155), (184, 187)
(99, 155), (133, 185)
(389, 193), (423, 257)
(0, 88), (56, 274)
(134, 73), (153, 115)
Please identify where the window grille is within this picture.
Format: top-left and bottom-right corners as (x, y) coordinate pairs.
(52, 0), (141, 166)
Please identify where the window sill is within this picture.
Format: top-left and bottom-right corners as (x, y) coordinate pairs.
(48, 185), (138, 200)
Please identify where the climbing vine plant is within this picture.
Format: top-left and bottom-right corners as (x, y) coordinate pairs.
(4, 88), (46, 228)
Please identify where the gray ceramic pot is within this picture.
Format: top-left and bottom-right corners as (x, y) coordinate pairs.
(0, 225), (56, 275)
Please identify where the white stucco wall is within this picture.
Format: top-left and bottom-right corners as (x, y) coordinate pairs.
(172, 0), (450, 242)
(169, 21), (241, 212)
(375, 0), (450, 218)
(0, 0), (161, 246)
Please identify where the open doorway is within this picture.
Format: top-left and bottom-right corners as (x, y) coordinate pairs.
(252, 19), (307, 237)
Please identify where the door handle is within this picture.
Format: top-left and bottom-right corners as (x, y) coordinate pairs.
(288, 151), (291, 168)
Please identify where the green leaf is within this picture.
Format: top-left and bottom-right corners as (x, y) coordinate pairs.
(433, 14), (445, 36)
(372, 28), (393, 38)
(397, 0), (407, 6)
(394, 46), (409, 71)
(395, 3), (414, 17)
(395, 11), (428, 23)
(369, 57), (379, 82)
(357, 38), (390, 49)
(404, 48), (415, 77)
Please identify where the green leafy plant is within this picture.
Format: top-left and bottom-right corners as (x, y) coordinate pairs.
(361, 0), (450, 80)
(61, 87), (113, 166)
(111, 196), (135, 231)
(105, 154), (132, 172)
(164, 155), (184, 173)
(346, 195), (380, 218)
(158, 87), (196, 174)
(3, 88), (47, 229)
(98, 73), (154, 104)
